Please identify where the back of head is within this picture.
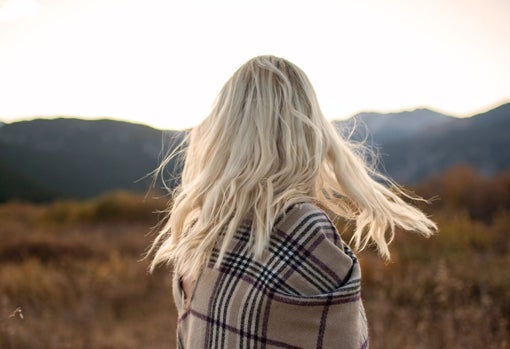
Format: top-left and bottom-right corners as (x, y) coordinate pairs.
(186, 55), (329, 208)
(149, 55), (437, 278)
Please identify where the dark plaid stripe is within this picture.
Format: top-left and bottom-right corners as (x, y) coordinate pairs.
(209, 227), (252, 348)
(317, 295), (333, 348)
(211, 251), (299, 295)
(270, 293), (361, 306)
(188, 309), (302, 349)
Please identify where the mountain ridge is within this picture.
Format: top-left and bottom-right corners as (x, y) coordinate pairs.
(0, 103), (509, 201)
(335, 108), (457, 144)
(372, 103), (510, 182)
(0, 118), (184, 199)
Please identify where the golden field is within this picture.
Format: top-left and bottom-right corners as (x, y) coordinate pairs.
(1, 166), (509, 348)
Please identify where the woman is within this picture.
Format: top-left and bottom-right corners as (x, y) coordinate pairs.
(148, 55), (436, 348)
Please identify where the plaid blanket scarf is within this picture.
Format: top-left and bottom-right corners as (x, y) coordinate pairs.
(173, 203), (369, 348)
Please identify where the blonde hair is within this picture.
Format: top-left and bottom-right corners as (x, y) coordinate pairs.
(148, 55), (436, 277)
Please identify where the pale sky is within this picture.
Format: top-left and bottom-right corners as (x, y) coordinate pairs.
(0, 0), (509, 130)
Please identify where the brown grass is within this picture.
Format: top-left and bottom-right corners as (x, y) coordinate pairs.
(0, 194), (176, 349)
(0, 170), (509, 348)
(359, 210), (510, 348)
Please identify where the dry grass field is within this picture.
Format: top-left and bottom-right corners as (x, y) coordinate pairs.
(0, 193), (176, 349)
(1, 166), (509, 348)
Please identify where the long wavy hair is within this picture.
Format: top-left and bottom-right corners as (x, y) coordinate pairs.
(148, 55), (436, 278)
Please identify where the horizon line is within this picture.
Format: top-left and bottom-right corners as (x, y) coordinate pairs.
(1, 99), (509, 130)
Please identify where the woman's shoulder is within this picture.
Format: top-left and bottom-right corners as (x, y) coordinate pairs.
(274, 202), (340, 244)
(269, 202), (357, 297)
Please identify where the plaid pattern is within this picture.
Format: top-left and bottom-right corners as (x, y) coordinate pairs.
(173, 203), (369, 348)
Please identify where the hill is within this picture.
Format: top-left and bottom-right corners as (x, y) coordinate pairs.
(335, 103), (510, 183)
(335, 108), (455, 143)
(0, 102), (509, 200)
(0, 118), (184, 200)
(0, 163), (57, 202)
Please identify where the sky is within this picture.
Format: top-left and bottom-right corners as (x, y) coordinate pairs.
(0, 0), (509, 130)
